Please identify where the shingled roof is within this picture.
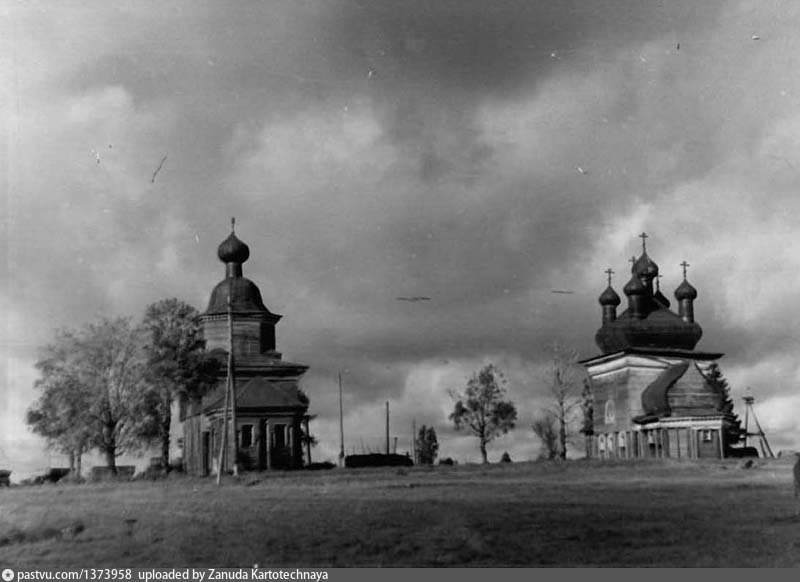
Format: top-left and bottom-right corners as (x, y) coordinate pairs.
(634, 360), (723, 424)
(204, 377), (308, 412)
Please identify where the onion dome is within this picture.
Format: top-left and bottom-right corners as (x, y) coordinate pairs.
(204, 218), (275, 316)
(623, 274), (646, 296)
(599, 286), (621, 306)
(675, 279), (698, 301)
(632, 252), (659, 278)
(217, 232), (250, 264)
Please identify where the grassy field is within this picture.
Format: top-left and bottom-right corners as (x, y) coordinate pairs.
(1, 458), (799, 567)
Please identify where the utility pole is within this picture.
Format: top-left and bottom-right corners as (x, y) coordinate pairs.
(338, 372), (344, 467)
(385, 401), (390, 455)
(228, 260), (239, 477)
(216, 330), (230, 485)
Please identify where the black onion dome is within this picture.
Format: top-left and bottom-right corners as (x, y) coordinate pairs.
(595, 308), (703, 353)
(599, 286), (621, 307)
(675, 279), (698, 301)
(205, 277), (269, 314)
(623, 274), (646, 296)
(217, 232), (250, 264)
(632, 252), (659, 278)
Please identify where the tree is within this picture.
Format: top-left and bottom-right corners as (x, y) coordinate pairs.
(28, 318), (152, 473)
(449, 364), (517, 463)
(416, 425), (439, 465)
(542, 344), (587, 460)
(704, 363), (744, 450)
(27, 334), (94, 477)
(141, 298), (220, 470)
(300, 414), (318, 466)
(531, 413), (559, 460)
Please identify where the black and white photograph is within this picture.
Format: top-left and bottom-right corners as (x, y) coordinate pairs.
(2, 0), (800, 569)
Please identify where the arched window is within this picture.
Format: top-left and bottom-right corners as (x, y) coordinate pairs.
(618, 432), (626, 449)
(598, 434), (606, 453)
(605, 399), (616, 424)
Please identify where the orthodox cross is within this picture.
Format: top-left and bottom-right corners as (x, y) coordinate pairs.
(680, 260), (690, 280)
(605, 268), (614, 286)
(638, 231), (648, 252)
(629, 255), (637, 267)
(231, 216), (236, 233)
(655, 273), (663, 291)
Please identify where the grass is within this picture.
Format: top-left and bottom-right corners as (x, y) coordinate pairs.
(1, 458), (799, 567)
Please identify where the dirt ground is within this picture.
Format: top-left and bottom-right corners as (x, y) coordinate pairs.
(1, 458), (799, 567)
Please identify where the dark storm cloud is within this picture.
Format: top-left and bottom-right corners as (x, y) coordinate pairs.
(6, 1), (800, 466)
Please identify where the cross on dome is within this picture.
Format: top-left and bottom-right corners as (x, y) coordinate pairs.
(638, 232), (649, 252)
(605, 268), (615, 286)
(681, 261), (690, 280)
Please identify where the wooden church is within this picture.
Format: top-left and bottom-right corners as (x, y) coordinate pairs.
(180, 221), (310, 475)
(582, 234), (739, 460)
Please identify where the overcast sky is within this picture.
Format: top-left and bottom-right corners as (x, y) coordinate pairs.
(3, 0), (800, 474)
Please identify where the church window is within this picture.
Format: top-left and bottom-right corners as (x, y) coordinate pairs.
(701, 429), (712, 442)
(240, 424), (253, 448)
(598, 434), (606, 453)
(618, 432), (626, 449)
(604, 399), (616, 424)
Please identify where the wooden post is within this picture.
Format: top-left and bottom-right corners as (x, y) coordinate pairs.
(216, 394), (230, 485)
(676, 428), (681, 459)
(717, 427), (725, 459)
(228, 279), (239, 477)
(385, 401), (390, 456)
(265, 421), (271, 470)
(338, 373), (344, 467)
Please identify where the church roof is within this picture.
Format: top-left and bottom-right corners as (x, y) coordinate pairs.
(596, 305), (702, 352)
(204, 221), (279, 316)
(637, 361), (688, 420)
(204, 376), (308, 412)
(205, 277), (274, 315)
(594, 235), (703, 353)
(633, 360), (725, 423)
